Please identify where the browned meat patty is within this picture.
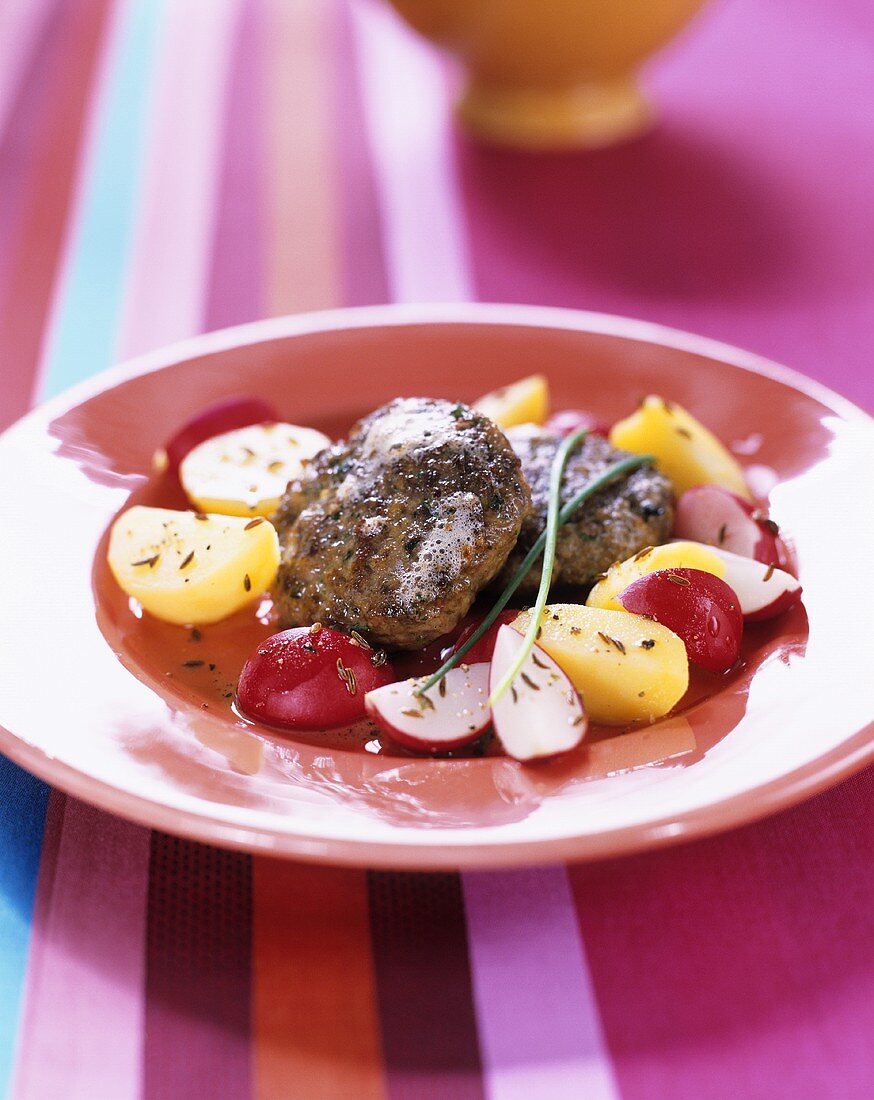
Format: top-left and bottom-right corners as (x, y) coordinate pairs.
(495, 425), (674, 595)
(272, 397), (530, 649)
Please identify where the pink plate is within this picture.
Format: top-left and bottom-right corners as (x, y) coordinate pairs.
(0, 304), (872, 868)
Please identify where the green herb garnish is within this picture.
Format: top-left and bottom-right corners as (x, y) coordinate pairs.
(415, 442), (654, 699)
(487, 427), (584, 707)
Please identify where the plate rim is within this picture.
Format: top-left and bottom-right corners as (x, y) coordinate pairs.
(2, 303), (872, 868)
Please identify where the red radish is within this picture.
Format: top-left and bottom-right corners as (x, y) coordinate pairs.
(236, 626), (395, 731)
(155, 396), (279, 475)
(674, 485), (786, 567)
(489, 625), (587, 761)
(617, 568), (743, 673)
(364, 664), (491, 752)
(451, 609), (520, 665)
(705, 546), (802, 621)
(390, 612), (480, 680)
(545, 409), (610, 439)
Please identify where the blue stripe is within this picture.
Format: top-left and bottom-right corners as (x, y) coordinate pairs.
(0, 763), (50, 1097)
(0, 1), (165, 1093)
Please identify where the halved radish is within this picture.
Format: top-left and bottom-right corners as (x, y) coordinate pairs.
(544, 409), (610, 439)
(451, 609), (520, 665)
(237, 626), (396, 731)
(364, 665), (491, 752)
(489, 625), (587, 761)
(154, 396), (279, 475)
(617, 568), (743, 673)
(674, 485), (785, 566)
(180, 421), (331, 517)
(703, 545), (802, 621)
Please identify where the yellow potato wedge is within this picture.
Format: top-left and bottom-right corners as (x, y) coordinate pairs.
(180, 422), (330, 517)
(586, 540), (726, 612)
(108, 506), (279, 624)
(512, 604), (688, 726)
(473, 375), (549, 429)
(610, 396), (751, 499)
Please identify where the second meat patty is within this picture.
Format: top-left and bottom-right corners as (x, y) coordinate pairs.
(496, 425), (675, 595)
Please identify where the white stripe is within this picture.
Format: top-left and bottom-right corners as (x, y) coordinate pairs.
(349, 0), (473, 303)
(463, 867), (620, 1100)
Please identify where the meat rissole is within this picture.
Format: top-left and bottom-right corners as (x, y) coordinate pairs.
(495, 425), (674, 594)
(273, 400), (674, 649)
(272, 397), (530, 648)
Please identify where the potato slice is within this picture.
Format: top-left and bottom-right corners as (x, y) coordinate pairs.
(512, 604), (688, 726)
(610, 396), (751, 499)
(586, 540), (726, 612)
(108, 506), (279, 624)
(473, 375), (549, 429)
(179, 422), (331, 517)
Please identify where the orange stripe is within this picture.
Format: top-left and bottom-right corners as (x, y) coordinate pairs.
(252, 860), (386, 1100)
(261, 0), (341, 315)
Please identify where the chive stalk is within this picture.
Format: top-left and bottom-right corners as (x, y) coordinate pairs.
(415, 445), (655, 698)
(487, 427), (585, 707)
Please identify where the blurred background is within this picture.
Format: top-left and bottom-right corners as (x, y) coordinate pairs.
(0, 0), (872, 436)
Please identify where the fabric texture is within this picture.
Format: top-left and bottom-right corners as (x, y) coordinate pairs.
(0, 1), (872, 1097)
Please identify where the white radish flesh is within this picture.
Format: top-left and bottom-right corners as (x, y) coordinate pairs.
(704, 545), (802, 621)
(489, 625), (587, 762)
(364, 664), (491, 752)
(674, 485), (781, 565)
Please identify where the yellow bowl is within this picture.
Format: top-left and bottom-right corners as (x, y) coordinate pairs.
(386, 0), (707, 149)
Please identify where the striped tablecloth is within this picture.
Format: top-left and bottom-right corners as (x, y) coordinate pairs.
(1, 1), (873, 1097)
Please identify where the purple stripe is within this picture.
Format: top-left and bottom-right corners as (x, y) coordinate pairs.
(204, 0), (264, 330)
(463, 867), (618, 1100)
(570, 776), (874, 1099)
(0, 0), (55, 144)
(368, 872), (485, 1100)
(143, 835), (252, 1100)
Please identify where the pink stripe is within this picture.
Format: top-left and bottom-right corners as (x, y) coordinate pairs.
(28, 0), (128, 404)
(456, 3), (874, 409)
(349, 0), (471, 303)
(115, 0), (240, 359)
(336, 0), (389, 307)
(570, 779), (874, 1099)
(10, 801), (151, 1100)
(0, 0), (54, 141)
(463, 869), (618, 1100)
